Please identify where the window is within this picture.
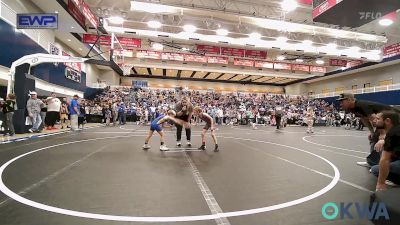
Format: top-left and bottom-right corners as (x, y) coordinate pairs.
(364, 83), (371, 88)
(379, 79), (392, 86)
(335, 87), (345, 94)
(322, 89), (330, 94)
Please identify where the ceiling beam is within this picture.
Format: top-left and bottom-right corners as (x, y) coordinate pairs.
(202, 72), (211, 79)
(132, 67), (138, 74)
(227, 74), (239, 80)
(215, 73), (225, 80)
(239, 75), (252, 81)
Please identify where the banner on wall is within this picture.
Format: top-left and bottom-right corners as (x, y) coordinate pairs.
(196, 45), (221, 55)
(383, 43), (400, 58)
(233, 58), (254, 67)
(82, 34), (141, 48)
(207, 56), (229, 64)
(329, 59), (348, 67)
(67, 0), (86, 28)
(49, 43), (60, 66)
(62, 51), (82, 83)
(49, 43), (60, 56)
(69, 0), (98, 28)
(184, 54), (208, 63)
(245, 50), (267, 59)
(221, 47), (245, 57)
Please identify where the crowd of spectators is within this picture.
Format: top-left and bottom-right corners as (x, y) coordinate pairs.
(1, 87), (365, 136)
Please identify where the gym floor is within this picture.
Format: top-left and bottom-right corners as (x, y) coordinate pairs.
(0, 124), (378, 225)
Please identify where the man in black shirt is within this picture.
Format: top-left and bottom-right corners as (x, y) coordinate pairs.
(337, 93), (399, 140)
(175, 96), (194, 147)
(370, 111), (400, 191)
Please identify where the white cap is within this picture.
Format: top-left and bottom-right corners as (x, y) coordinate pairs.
(29, 91), (37, 95)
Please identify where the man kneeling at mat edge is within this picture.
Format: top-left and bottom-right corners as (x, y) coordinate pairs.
(193, 106), (219, 152)
(142, 110), (183, 151)
(371, 111), (400, 191)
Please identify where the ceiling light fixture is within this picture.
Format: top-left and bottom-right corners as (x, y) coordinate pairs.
(327, 43), (337, 48)
(249, 32), (262, 39)
(277, 55), (285, 60)
(67, 39), (71, 42)
(183, 24), (197, 33)
(216, 28), (229, 36)
(378, 18), (393, 26)
(296, 59), (304, 63)
(152, 43), (163, 50)
(147, 20), (162, 29)
(281, 0), (298, 12)
(276, 36), (288, 42)
(316, 59), (324, 65)
(378, 11), (396, 26)
(130, 1), (178, 14)
(108, 16), (125, 25)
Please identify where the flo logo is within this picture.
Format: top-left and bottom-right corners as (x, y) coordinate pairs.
(322, 202), (389, 220)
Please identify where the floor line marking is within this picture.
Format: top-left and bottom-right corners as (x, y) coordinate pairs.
(0, 144), (110, 208)
(302, 136), (369, 154)
(319, 148), (366, 159)
(183, 152), (231, 225)
(235, 141), (373, 194)
(0, 135), (340, 222)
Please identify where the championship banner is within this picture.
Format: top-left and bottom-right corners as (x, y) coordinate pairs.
(161, 52), (184, 61)
(233, 58), (254, 67)
(254, 61), (274, 69)
(383, 43), (400, 58)
(221, 47), (245, 57)
(292, 64), (310, 72)
(310, 66), (326, 73)
(196, 45), (221, 55)
(184, 54), (208, 63)
(136, 50), (161, 59)
(329, 59), (348, 67)
(273, 63), (292, 70)
(82, 34), (141, 48)
(245, 50), (267, 59)
(207, 56), (228, 64)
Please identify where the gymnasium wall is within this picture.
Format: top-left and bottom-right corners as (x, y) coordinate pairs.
(99, 70), (120, 86)
(306, 62), (400, 94)
(121, 77), (284, 93)
(317, 90), (400, 106)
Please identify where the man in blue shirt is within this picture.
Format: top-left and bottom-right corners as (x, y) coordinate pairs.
(69, 95), (80, 131)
